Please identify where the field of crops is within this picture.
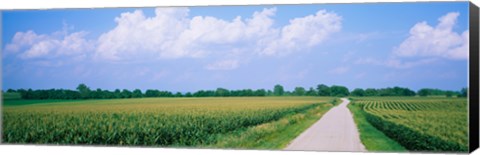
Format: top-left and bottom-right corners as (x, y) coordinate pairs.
(2, 97), (332, 147)
(351, 97), (468, 152)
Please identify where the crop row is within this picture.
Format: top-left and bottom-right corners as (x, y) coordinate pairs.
(353, 98), (468, 152)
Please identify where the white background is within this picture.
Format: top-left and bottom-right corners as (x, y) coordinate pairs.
(0, 0), (479, 155)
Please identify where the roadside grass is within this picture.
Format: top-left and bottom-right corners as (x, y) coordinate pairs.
(205, 101), (336, 149)
(348, 102), (407, 152)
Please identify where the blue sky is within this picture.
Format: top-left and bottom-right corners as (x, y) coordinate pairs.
(1, 2), (470, 92)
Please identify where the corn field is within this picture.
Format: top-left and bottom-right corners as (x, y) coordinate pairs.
(2, 97), (331, 146)
(352, 97), (468, 152)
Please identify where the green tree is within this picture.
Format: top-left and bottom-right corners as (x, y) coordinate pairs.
(459, 87), (468, 97)
(114, 89), (122, 98)
(175, 92), (183, 97)
(306, 87), (317, 96)
(132, 89), (143, 98)
(273, 84), (284, 96)
(121, 89), (132, 98)
(266, 90), (273, 96)
(294, 87), (306, 96)
(330, 85), (349, 97)
(445, 91), (454, 98)
(76, 83), (91, 99)
(215, 88), (230, 97)
(254, 89), (267, 96)
(316, 84), (331, 96)
(364, 88), (378, 96)
(418, 88), (430, 97)
(351, 88), (365, 97)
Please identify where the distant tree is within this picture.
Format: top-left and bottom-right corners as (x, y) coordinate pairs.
(158, 91), (174, 97)
(114, 89), (122, 98)
(6, 89), (15, 93)
(402, 88), (416, 96)
(121, 89), (132, 98)
(185, 92), (193, 97)
(417, 88), (431, 97)
(294, 87), (306, 96)
(215, 88), (230, 97)
(445, 91), (454, 98)
(132, 89), (143, 98)
(90, 88), (102, 99)
(316, 84), (331, 96)
(102, 90), (113, 99)
(65, 90), (81, 99)
(145, 89), (158, 97)
(267, 90), (273, 96)
(193, 90), (215, 97)
(306, 87), (317, 96)
(273, 84), (284, 96)
(351, 88), (365, 97)
(193, 90), (205, 97)
(76, 83), (91, 99)
(174, 92), (183, 97)
(254, 89), (267, 96)
(330, 85), (349, 97)
(459, 87), (468, 97)
(364, 88), (378, 96)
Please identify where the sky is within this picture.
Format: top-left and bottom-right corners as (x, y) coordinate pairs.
(1, 2), (470, 92)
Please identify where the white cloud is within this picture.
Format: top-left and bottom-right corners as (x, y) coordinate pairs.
(354, 12), (468, 70)
(260, 10), (342, 56)
(95, 7), (341, 62)
(95, 7), (278, 61)
(5, 7), (342, 71)
(4, 30), (94, 60)
(4, 30), (48, 53)
(95, 8), (191, 60)
(205, 60), (239, 70)
(393, 12), (468, 60)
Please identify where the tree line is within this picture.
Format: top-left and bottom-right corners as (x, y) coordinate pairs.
(4, 83), (467, 100)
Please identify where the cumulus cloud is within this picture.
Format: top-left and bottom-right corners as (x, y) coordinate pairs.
(393, 12), (468, 60)
(4, 31), (48, 53)
(95, 8), (191, 60)
(95, 7), (341, 61)
(4, 29), (94, 60)
(354, 12), (468, 69)
(205, 60), (239, 70)
(260, 10), (342, 56)
(5, 7), (341, 70)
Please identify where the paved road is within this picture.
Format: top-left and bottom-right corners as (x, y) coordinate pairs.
(284, 98), (366, 152)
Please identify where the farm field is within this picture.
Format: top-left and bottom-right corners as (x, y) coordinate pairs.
(350, 97), (468, 152)
(2, 97), (335, 148)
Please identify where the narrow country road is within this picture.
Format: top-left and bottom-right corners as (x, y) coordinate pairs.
(285, 98), (366, 152)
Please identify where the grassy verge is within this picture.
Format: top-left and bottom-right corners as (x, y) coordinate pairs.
(348, 102), (407, 152)
(204, 101), (336, 149)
